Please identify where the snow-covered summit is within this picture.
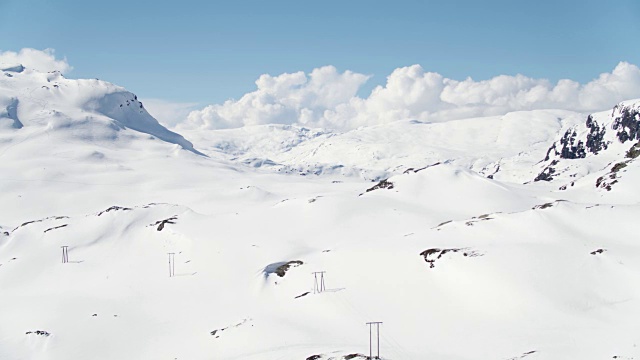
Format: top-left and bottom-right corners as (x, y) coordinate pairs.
(0, 66), (202, 154)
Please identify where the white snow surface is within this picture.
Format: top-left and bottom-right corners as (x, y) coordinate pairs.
(1, 68), (639, 360)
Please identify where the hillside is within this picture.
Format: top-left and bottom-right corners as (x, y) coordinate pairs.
(0, 66), (639, 360)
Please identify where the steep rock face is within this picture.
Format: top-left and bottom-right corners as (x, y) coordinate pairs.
(534, 100), (640, 184)
(611, 104), (640, 143)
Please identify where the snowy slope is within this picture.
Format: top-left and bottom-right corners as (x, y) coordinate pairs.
(0, 65), (201, 154)
(1, 66), (639, 360)
(1, 172), (639, 360)
(182, 110), (584, 182)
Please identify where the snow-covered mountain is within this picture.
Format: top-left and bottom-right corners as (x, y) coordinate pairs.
(182, 110), (585, 182)
(1, 66), (639, 360)
(0, 63), (201, 154)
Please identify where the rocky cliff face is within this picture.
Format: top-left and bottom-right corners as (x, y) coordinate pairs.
(534, 100), (640, 189)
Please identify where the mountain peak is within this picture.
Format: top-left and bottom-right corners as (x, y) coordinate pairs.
(0, 67), (203, 155)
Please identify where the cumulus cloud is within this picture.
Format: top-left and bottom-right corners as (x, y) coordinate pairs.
(181, 66), (370, 130)
(140, 98), (199, 127)
(183, 62), (640, 131)
(0, 48), (72, 73)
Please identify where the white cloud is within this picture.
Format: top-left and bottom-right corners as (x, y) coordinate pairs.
(181, 66), (370, 130)
(140, 98), (199, 127)
(183, 62), (640, 131)
(0, 48), (72, 73)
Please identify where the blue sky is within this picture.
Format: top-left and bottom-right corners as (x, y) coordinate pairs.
(1, 0), (639, 106)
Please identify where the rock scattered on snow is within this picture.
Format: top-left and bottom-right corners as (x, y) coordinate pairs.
(150, 216), (178, 231)
(25, 330), (50, 337)
(420, 248), (483, 268)
(97, 206), (132, 216)
(264, 260), (304, 278)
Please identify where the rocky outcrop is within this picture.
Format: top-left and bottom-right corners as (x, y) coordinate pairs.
(535, 101), (640, 183)
(365, 179), (394, 193)
(612, 104), (640, 143)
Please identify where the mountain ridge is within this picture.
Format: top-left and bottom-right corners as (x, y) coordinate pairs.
(0, 65), (203, 155)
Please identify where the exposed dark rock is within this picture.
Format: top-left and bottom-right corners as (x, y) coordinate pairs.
(274, 260), (303, 277)
(420, 248), (483, 268)
(343, 353), (367, 359)
(626, 141), (640, 159)
(11, 215), (69, 232)
(44, 224), (68, 233)
(435, 220), (452, 228)
(13, 220), (39, 231)
(365, 179), (394, 192)
(404, 162), (440, 174)
(507, 350), (538, 360)
(264, 260), (304, 278)
(150, 216), (178, 231)
(97, 206), (132, 216)
(295, 292), (310, 299)
(585, 115), (608, 154)
(611, 162), (628, 173)
(536, 105), (639, 183)
(534, 160), (558, 182)
(543, 143), (556, 162)
(464, 214), (494, 226)
(533, 202), (554, 210)
(25, 330), (50, 337)
(612, 105), (640, 143)
(306, 355), (322, 360)
(210, 318), (251, 339)
(590, 249), (606, 255)
(596, 161), (629, 191)
(558, 129), (587, 159)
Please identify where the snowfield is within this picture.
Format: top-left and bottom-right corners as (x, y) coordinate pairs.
(1, 66), (639, 360)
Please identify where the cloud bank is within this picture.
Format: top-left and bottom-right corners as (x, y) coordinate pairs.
(4, 49), (639, 131)
(0, 48), (72, 73)
(183, 62), (640, 131)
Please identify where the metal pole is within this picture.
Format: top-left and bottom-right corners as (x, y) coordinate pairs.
(313, 273), (318, 294)
(168, 253), (175, 277)
(369, 323), (372, 360)
(312, 272), (326, 293)
(366, 322), (382, 359)
(376, 322), (380, 359)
